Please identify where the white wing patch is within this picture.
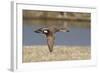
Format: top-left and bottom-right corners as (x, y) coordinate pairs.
(43, 30), (48, 33)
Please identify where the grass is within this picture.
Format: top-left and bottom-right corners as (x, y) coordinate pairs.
(22, 45), (91, 63)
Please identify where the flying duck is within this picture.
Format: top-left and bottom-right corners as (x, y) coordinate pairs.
(34, 12), (70, 52)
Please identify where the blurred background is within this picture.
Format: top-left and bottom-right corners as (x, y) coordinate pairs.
(23, 10), (91, 46)
(23, 10), (91, 28)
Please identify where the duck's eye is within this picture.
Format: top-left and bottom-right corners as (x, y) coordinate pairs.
(43, 30), (48, 33)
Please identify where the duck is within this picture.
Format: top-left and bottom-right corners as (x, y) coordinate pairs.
(34, 26), (69, 52)
(34, 12), (69, 52)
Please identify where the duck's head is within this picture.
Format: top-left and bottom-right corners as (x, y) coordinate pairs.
(34, 28), (50, 35)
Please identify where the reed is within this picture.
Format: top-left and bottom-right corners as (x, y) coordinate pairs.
(22, 45), (90, 62)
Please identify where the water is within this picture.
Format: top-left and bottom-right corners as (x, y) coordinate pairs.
(23, 24), (90, 46)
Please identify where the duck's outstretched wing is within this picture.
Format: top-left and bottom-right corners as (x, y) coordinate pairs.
(47, 34), (55, 52)
(59, 22), (70, 32)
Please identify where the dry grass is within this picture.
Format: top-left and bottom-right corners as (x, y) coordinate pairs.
(22, 45), (91, 63)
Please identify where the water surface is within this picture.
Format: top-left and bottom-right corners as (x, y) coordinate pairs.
(23, 24), (90, 46)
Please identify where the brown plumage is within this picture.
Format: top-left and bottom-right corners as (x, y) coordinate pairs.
(34, 28), (55, 52)
(34, 12), (69, 52)
(34, 26), (69, 52)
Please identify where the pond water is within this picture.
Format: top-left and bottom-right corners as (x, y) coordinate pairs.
(23, 24), (90, 46)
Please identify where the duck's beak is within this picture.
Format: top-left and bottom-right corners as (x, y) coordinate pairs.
(34, 29), (42, 33)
